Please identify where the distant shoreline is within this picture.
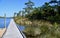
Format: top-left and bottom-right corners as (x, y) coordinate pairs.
(0, 17), (14, 18)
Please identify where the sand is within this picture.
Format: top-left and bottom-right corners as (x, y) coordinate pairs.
(0, 28), (6, 38)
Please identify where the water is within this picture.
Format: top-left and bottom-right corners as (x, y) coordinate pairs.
(0, 18), (10, 28)
(0, 18), (25, 31)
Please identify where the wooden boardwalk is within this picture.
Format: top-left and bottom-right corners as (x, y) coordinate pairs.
(0, 19), (26, 38)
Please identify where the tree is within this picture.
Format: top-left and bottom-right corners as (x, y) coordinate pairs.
(49, 0), (58, 6)
(24, 0), (34, 14)
(14, 12), (17, 17)
(49, 0), (58, 3)
(21, 11), (25, 17)
(57, 0), (60, 6)
(16, 11), (22, 17)
(18, 11), (21, 16)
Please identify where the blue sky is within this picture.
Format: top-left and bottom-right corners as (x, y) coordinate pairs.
(0, 0), (50, 17)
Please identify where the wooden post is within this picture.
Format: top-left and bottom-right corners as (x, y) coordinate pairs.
(4, 14), (6, 28)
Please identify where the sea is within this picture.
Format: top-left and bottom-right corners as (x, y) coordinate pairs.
(0, 18), (25, 31)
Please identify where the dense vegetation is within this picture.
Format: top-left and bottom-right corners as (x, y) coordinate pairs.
(14, 0), (60, 38)
(26, 2), (60, 23)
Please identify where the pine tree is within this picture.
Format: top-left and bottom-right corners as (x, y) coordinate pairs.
(24, 0), (34, 14)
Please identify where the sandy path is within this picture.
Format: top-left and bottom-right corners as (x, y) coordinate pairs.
(0, 28), (6, 38)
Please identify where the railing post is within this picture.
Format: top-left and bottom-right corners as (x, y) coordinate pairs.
(4, 14), (6, 28)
